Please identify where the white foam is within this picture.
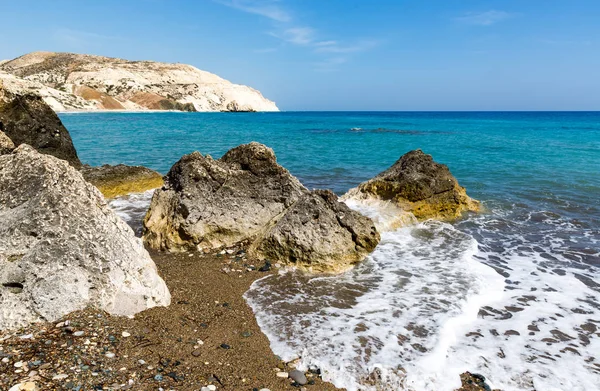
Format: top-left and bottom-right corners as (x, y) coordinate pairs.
(244, 202), (600, 391)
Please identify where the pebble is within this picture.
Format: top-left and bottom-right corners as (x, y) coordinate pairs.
(105, 352), (115, 358)
(121, 331), (131, 337)
(259, 389), (271, 391)
(14, 361), (23, 368)
(73, 331), (84, 337)
(207, 386), (217, 391)
(52, 374), (68, 380)
(138, 359), (146, 365)
(276, 371), (288, 378)
(154, 374), (163, 381)
(8, 383), (38, 391)
(19, 334), (34, 339)
(289, 369), (308, 385)
(220, 343), (230, 349)
(2, 357), (9, 363)
(191, 349), (202, 357)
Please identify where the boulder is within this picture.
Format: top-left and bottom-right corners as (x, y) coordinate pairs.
(0, 145), (170, 330)
(81, 164), (164, 198)
(0, 82), (81, 167)
(143, 142), (307, 251)
(250, 190), (380, 273)
(0, 130), (14, 155)
(343, 149), (479, 221)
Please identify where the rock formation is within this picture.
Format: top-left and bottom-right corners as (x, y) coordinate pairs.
(143, 142), (307, 251)
(343, 149), (479, 221)
(0, 76), (82, 166)
(81, 164), (164, 198)
(143, 143), (382, 272)
(0, 130), (14, 155)
(0, 51), (279, 112)
(0, 145), (170, 330)
(250, 190), (380, 273)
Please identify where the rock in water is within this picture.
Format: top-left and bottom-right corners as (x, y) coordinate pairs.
(143, 142), (307, 251)
(0, 80), (81, 167)
(80, 164), (164, 198)
(250, 190), (380, 273)
(0, 145), (170, 331)
(343, 149), (479, 221)
(0, 130), (15, 155)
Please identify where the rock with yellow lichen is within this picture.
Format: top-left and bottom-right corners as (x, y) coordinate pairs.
(81, 164), (164, 198)
(343, 149), (479, 221)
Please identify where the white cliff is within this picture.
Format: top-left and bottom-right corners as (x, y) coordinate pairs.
(0, 51), (278, 112)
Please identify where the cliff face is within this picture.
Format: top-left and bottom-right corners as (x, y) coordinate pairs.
(0, 51), (279, 112)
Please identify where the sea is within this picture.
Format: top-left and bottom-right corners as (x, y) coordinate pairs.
(61, 111), (600, 391)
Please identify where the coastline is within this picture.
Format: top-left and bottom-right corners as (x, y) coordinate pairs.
(0, 248), (341, 391)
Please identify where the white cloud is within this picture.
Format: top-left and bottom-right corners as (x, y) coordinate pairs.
(282, 27), (315, 45)
(457, 10), (513, 26)
(314, 40), (379, 54)
(215, 0), (291, 22)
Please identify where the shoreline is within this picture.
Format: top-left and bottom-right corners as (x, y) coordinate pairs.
(0, 248), (341, 391)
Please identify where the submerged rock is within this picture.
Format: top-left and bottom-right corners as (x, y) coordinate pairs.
(0, 145), (170, 331)
(81, 164), (164, 198)
(250, 190), (380, 273)
(0, 80), (81, 167)
(143, 142), (307, 251)
(343, 149), (479, 221)
(0, 130), (15, 155)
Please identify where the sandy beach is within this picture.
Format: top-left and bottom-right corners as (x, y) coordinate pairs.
(0, 248), (341, 391)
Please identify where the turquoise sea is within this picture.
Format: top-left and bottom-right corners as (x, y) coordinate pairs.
(61, 112), (600, 391)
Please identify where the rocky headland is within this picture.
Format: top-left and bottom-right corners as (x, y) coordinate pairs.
(0, 52), (279, 112)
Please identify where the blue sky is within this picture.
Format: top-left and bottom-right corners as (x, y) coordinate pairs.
(1, 0), (599, 110)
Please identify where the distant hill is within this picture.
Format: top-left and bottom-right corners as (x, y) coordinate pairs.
(0, 51), (278, 112)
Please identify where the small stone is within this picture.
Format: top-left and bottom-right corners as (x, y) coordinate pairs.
(207, 386), (217, 391)
(14, 361), (23, 368)
(241, 331), (252, 338)
(220, 343), (231, 349)
(19, 334), (34, 339)
(52, 374), (68, 380)
(154, 374), (163, 381)
(276, 371), (288, 378)
(201, 388), (210, 391)
(105, 352), (115, 358)
(121, 331), (131, 338)
(258, 261), (271, 272)
(2, 357), (9, 363)
(73, 331), (84, 337)
(289, 369), (308, 385)
(138, 359), (146, 365)
(8, 383), (38, 391)
(191, 350), (201, 357)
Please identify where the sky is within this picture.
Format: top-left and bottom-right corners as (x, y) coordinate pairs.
(1, 0), (599, 111)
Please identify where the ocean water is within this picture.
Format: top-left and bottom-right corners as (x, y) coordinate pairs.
(61, 112), (600, 391)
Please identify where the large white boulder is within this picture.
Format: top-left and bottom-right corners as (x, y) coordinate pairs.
(0, 145), (170, 330)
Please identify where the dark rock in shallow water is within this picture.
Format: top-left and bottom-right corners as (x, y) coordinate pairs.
(250, 190), (380, 273)
(143, 142), (307, 251)
(0, 83), (81, 167)
(343, 149), (479, 221)
(80, 164), (164, 198)
(0, 145), (170, 331)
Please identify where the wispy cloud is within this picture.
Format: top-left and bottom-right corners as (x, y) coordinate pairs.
(314, 40), (379, 54)
(457, 10), (514, 26)
(216, 0), (378, 71)
(215, 0), (291, 22)
(53, 28), (120, 46)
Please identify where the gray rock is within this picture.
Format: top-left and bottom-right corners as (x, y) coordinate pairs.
(288, 369), (308, 385)
(250, 190), (380, 273)
(0, 84), (81, 167)
(343, 149), (479, 221)
(0, 130), (14, 155)
(143, 142), (307, 251)
(0, 145), (170, 331)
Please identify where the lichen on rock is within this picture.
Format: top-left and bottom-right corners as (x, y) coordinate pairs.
(343, 149), (479, 221)
(81, 164), (164, 198)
